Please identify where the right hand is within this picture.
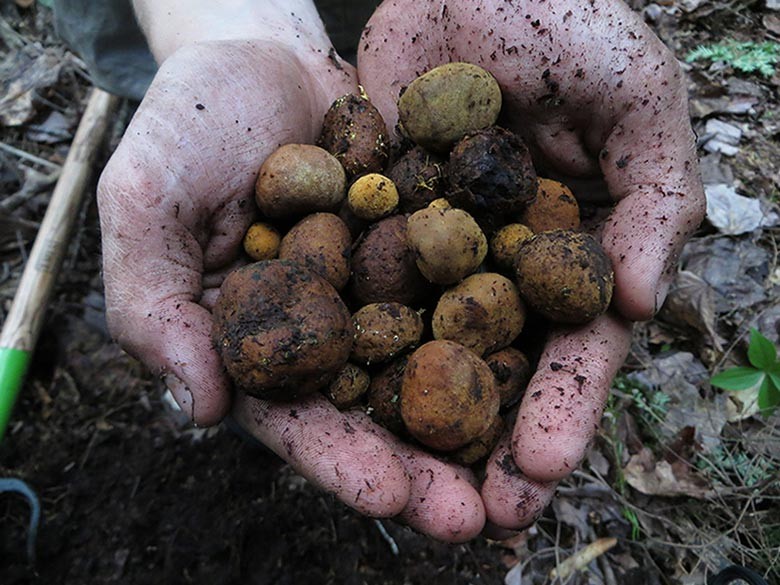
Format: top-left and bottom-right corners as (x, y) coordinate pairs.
(358, 0), (704, 530)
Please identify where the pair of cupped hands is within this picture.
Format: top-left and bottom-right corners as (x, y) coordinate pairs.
(98, 0), (704, 540)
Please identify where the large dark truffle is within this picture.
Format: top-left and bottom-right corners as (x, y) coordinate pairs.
(448, 127), (537, 232)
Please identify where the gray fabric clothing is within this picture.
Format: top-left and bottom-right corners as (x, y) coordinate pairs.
(52, 0), (380, 101)
(54, 0), (156, 100)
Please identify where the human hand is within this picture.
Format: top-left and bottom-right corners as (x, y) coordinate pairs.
(358, 0), (705, 529)
(98, 20), (356, 424)
(97, 0), (494, 541)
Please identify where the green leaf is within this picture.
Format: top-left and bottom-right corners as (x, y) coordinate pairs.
(685, 40), (780, 78)
(768, 371), (780, 392)
(711, 367), (764, 391)
(758, 377), (780, 417)
(748, 328), (777, 370)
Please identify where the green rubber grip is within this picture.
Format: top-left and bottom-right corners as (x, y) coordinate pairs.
(0, 347), (31, 444)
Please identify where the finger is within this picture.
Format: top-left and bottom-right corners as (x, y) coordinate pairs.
(232, 393), (410, 517)
(482, 435), (557, 530)
(512, 312), (632, 483)
(202, 197), (255, 271)
(600, 156), (705, 321)
(201, 259), (248, 311)
(596, 53), (705, 321)
(346, 412), (486, 543)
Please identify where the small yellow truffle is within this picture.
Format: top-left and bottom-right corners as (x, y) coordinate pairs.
(243, 222), (281, 261)
(427, 198), (451, 210)
(347, 173), (399, 221)
(490, 223), (534, 273)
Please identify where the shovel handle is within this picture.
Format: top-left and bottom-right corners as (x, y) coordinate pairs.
(0, 88), (119, 442)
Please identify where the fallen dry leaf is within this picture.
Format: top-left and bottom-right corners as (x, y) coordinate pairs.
(705, 183), (779, 235)
(698, 153), (734, 186)
(26, 110), (73, 144)
(552, 498), (591, 536)
(681, 236), (771, 314)
(764, 13), (780, 35)
(659, 270), (724, 350)
(677, 0), (707, 12)
(701, 119), (742, 157)
(690, 95), (759, 119)
(624, 447), (714, 498)
(0, 48), (63, 126)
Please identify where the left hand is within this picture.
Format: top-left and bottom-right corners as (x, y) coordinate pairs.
(358, 0), (704, 529)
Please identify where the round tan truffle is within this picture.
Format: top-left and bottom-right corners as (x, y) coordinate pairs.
(318, 93), (389, 178)
(514, 230), (614, 324)
(212, 260), (354, 400)
(521, 178), (580, 233)
(325, 363), (370, 409)
(349, 215), (429, 306)
(398, 62), (502, 152)
(243, 222), (281, 261)
(347, 173), (399, 220)
(367, 356), (408, 436)
(427, 198), (451, 210)
(406, 207), (487, 285)
(278, 212), (351, 291)
(255, 144), (346, 217)
(401, 340), (500, 451)
(432, 273), (525, 357)
(387, 146), (446, 213)
(352, 302), (423, 365)
(485, 348), (531, 408)
(449, 414), (504, 466)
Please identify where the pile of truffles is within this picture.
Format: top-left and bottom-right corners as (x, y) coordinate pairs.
(213, 63), (614, 466)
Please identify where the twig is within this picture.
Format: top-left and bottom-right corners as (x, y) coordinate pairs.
(78, 429), (99, 469)
(553, 517), (562, 582)
(0, 142), (61, 171)
(549, 538), (618, 580)
(15, 229), (28, 264)
(0, 170), (61, 214)
(598, 551), (618, 585)
(0, 15), (28, 49)
(64, 191), (91, 273)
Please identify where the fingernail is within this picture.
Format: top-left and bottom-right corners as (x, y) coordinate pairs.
(163, 373), (196, 424)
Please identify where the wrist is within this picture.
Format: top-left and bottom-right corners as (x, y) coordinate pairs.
(132, 0), (332, 65)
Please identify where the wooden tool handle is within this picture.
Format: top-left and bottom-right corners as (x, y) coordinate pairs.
(0, 88), (119, 351)
(1, 88), (119, 441)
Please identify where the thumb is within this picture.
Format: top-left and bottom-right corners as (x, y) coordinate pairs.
(598, 61), (706, 321)
(97, 161), (249, 426)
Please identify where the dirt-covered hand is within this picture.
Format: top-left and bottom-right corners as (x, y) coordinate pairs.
(359, 0), (705, 529)
(98, 38), (355, 424)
